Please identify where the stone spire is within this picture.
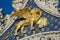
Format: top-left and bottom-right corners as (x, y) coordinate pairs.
(0, 8), (4, 19)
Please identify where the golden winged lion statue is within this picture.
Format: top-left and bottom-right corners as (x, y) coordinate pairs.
(11, 7), (48, 34)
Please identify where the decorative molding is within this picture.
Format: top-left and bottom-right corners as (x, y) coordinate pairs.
(20, 31), (60, 40)
(34, 0), (60, 18)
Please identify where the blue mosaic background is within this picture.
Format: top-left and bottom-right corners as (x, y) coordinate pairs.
(0, 0), (60, 40)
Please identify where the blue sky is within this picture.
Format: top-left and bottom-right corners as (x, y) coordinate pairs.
(0, 0), (14, 16)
